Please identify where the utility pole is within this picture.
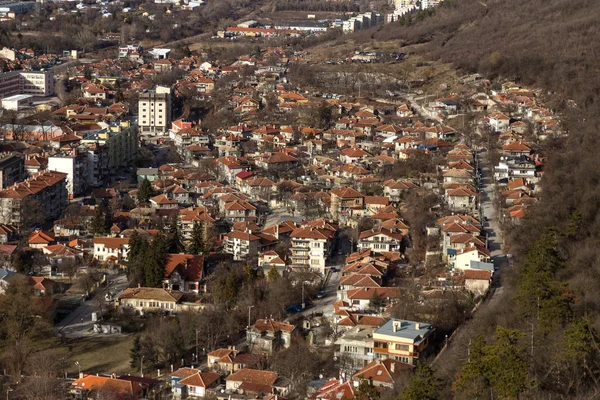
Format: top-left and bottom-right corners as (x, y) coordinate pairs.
(302, 281), (306, 309)
(195, 329), (199, 363)
(247, 305), (254, 328)
(141, 355), (145, 378)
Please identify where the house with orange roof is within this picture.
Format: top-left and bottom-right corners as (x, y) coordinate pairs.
(162, 254), (205, 294)
(224, 368), (286, 397)
(117, 287), (184, 315)
(309, 378), (355, 400)
(93, 237), (130, 263)
(354, 358), (414, 388)
(358, 227), (404, 254)
(330, 186), (364, 221)
(488, 112), (510, 131)
(27, 229), (55, 249)
(171, 367), (222, 398)
(70, 373), (147, 399)
(258, 250), (286, 275)
(246, 319), (296, 354)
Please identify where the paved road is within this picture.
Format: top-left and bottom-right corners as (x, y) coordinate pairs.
(55, 273), (129, 338)
(297, 270), (342, 319)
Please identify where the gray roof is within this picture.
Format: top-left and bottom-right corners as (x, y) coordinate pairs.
(137, 168), (159, 176)
(374, 319), (433, 345)
(469, 260), (495, 272)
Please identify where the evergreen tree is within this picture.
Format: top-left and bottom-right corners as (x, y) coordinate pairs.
(354, 379), (379, 400)
(401, 362), (440, 400)
(267, 265), (280, 281)
(516, 232), (573, 332)
(128, 231), (148, 286)
(130, 336), (142, 369)
(90, 206), (105, 235)
(454, 327), (528, 399)
(138, 178), (155, 203)
(166, 214), (185, 254)
(103, 204), (114, 233)
(188, 221), (204, 255)
(145, 234), (168, 287)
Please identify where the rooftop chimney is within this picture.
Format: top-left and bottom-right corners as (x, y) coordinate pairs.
(415, 322), (420, 330)
(390, 362), (395, 373)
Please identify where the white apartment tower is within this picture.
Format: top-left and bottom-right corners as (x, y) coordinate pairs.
(138, 86), (172, 135)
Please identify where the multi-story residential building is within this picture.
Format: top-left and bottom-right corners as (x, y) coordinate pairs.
(372, 319), (434, 365)
(223, 230), (260, 261)
(83, 144), (109, 188)
(334, 325), (377, 371)
(289, 220), (337, 274)
(48, 150), (89, 198)
(0, 170), (67, 227)
(138, 86), (172, 135)
(80, 122), (137, 175)
(0, 152), (24, 190)
(222, 200), (256, 223)
(92, 237), (130, 263)
(358, 227), (405, 253)
(0, 70), (54, 98)
(330, 186), (364, 222)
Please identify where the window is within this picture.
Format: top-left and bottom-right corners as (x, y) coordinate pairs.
(395, 344), (410, 351)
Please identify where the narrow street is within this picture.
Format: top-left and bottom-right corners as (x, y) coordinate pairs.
(55, 273), (129, 338)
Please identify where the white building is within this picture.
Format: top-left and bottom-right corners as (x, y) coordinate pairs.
(92, 237), (130, 263)
(20, 71), (54, 96)
(138, 86), (172, 135)
(48, 151), (89, 198)
(1, 94), (32, 110)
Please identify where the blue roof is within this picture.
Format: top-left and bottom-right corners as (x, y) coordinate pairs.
(375, 319), (434, 345)
(0, 269), (16, 281)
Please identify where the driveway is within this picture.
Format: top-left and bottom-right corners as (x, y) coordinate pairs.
(55, 273), (130, 338)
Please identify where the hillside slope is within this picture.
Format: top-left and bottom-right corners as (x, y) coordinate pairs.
(364, 1), (600, 398)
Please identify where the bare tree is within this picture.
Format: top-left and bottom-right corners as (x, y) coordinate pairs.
(75, 28), (96, 55)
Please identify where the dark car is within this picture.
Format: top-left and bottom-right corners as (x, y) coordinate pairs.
(316, 291), (326, 299)
(286, 304), (302, 314)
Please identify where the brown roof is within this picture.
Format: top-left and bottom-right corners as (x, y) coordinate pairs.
(251, 318), (295, 333)
(225, 369), (278, 387)
(118, 287), (183, 302)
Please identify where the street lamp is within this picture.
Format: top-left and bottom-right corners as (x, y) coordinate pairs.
(75, 361), (81, 376)
(140, 355), (145, 378)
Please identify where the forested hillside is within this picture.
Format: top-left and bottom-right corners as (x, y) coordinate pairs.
(366, 0), (600, 398)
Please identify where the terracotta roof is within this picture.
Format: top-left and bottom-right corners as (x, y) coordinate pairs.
(179, 371), (222, 388)
(28, 230), (55, 244)
(251, 318), (295, 333)
(353, 359), (413, 384)
(330, 186), (363, 199)
(93, 237), (129, 249)
(164, 254), (204, 281)
(225, 369), (278, 387)
(464, 270), (492, 280)
(71, 375), (144, 397)
(119, 287), (183, 302)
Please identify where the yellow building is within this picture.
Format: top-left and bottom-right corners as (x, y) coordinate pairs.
(372, 319), (434, 365)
